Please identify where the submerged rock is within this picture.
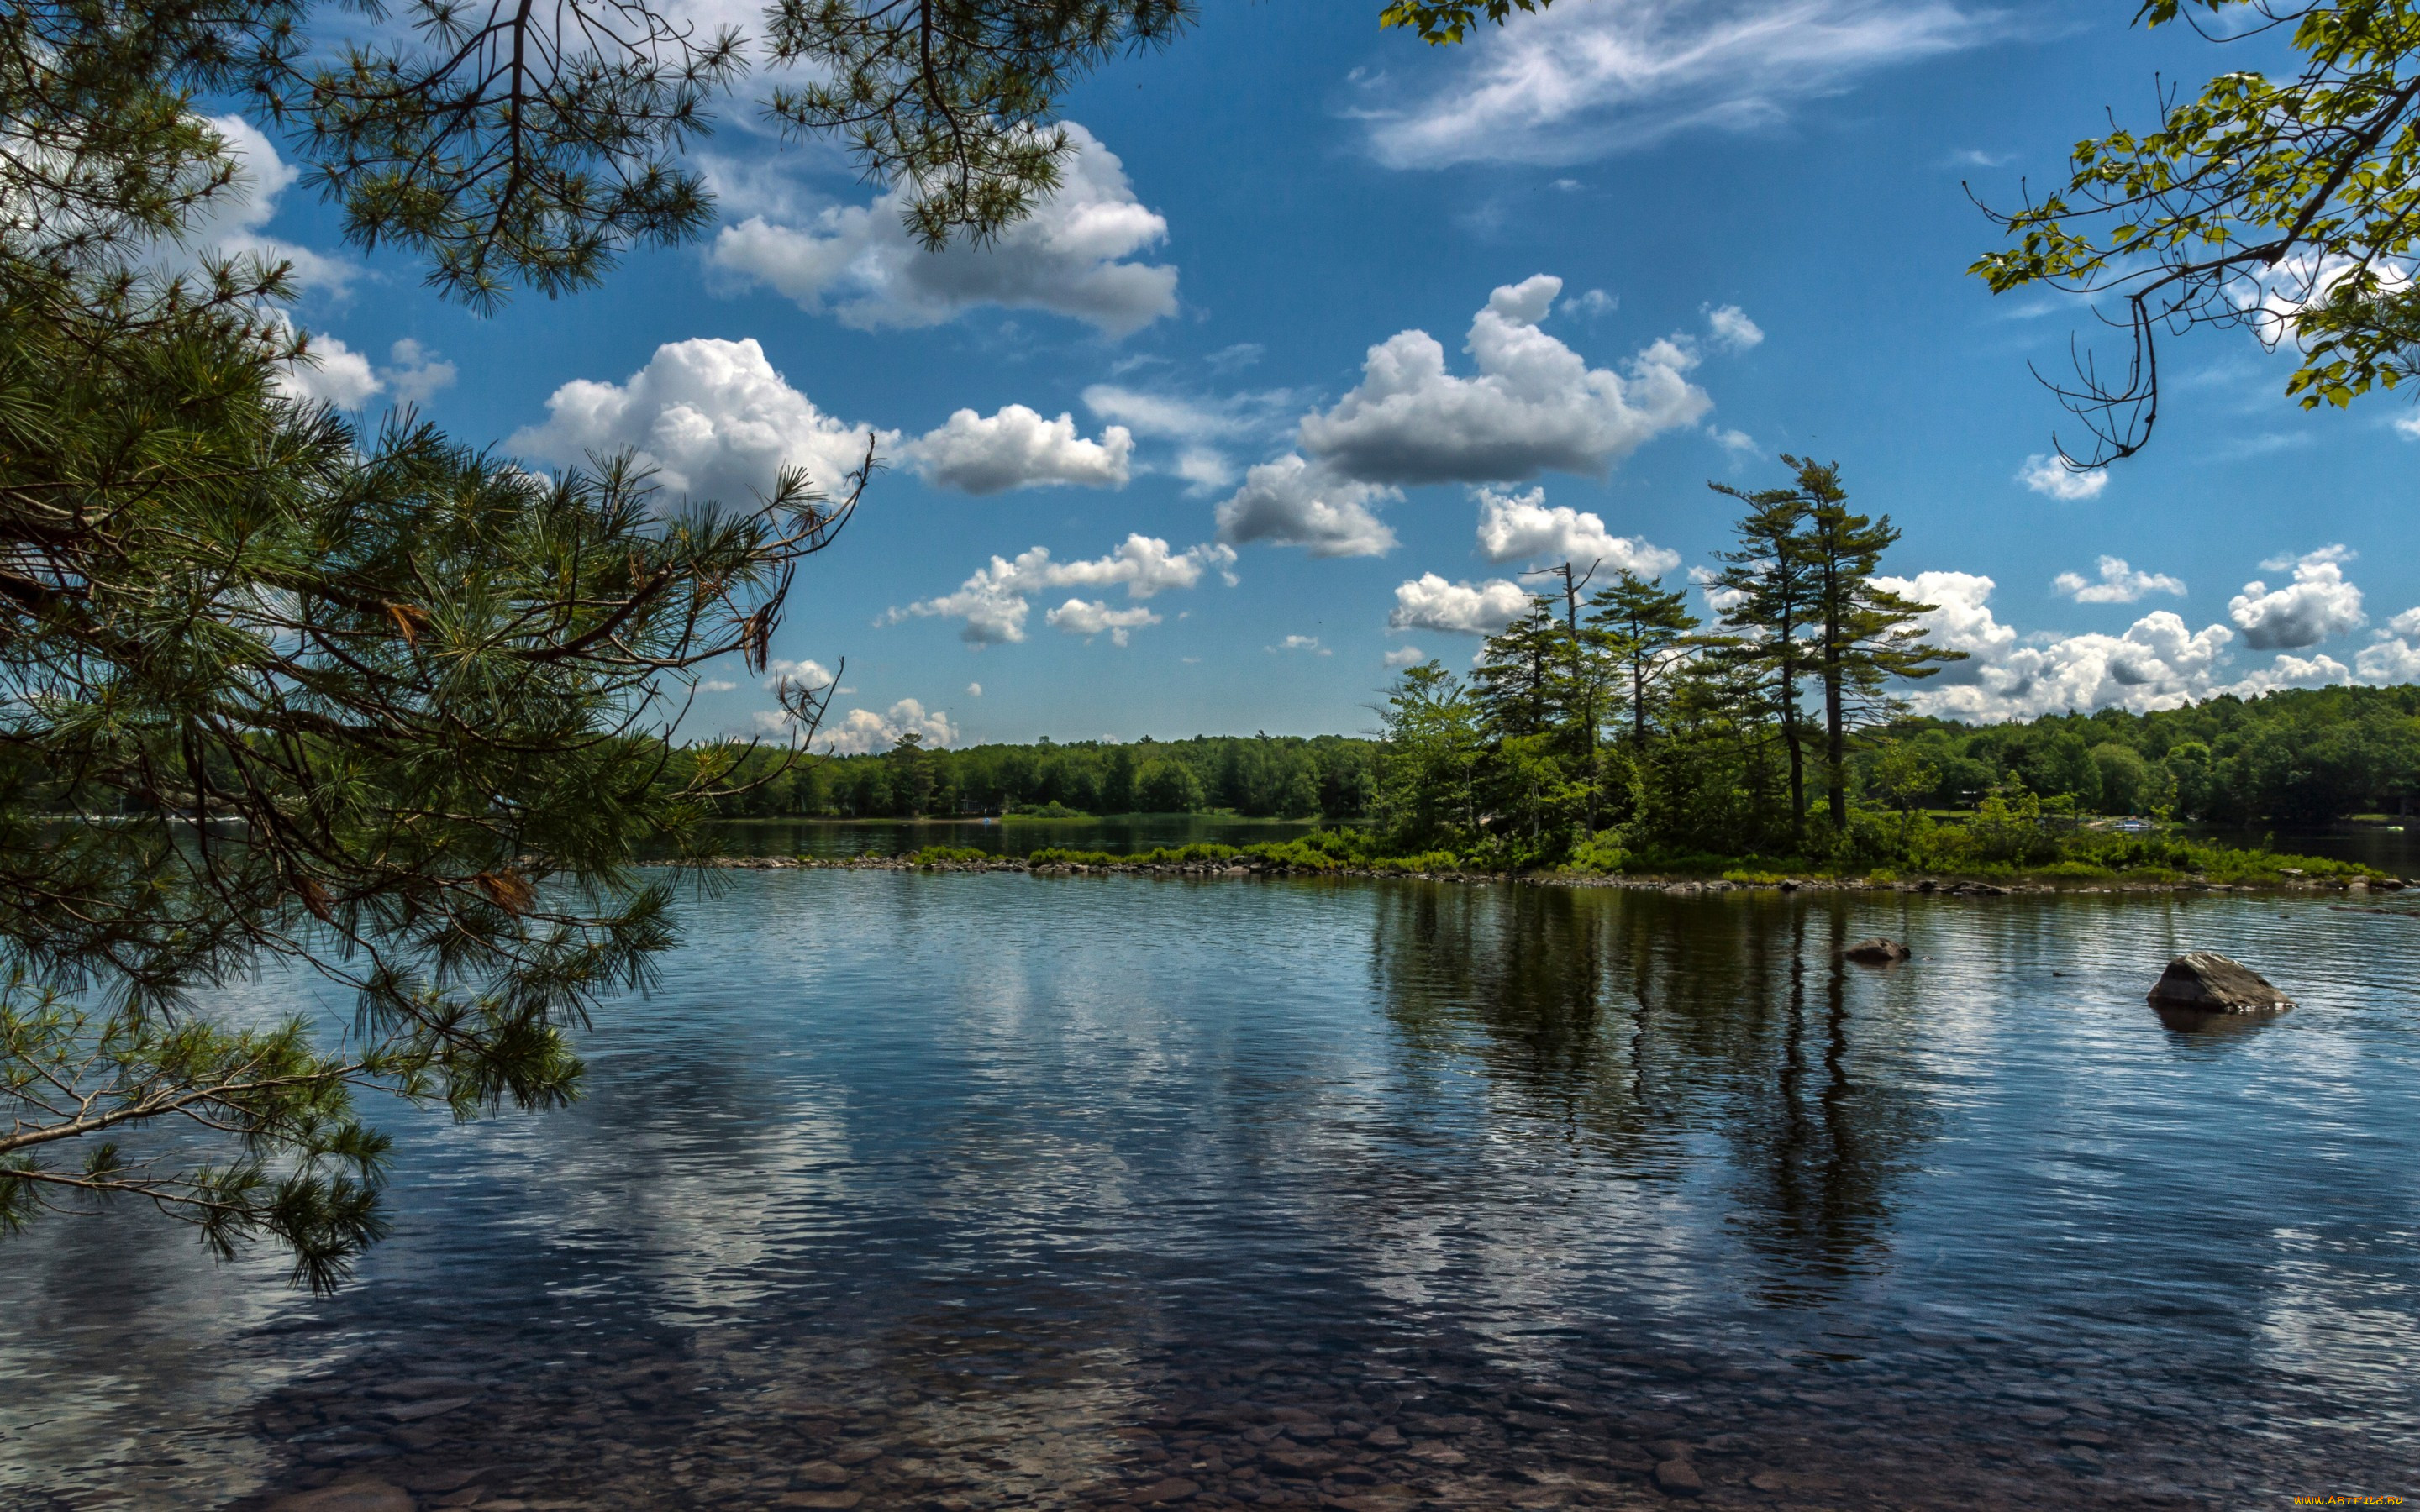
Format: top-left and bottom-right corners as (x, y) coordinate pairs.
(1842, 937), (1912, 963)
(2146, 952), (2294, 1013)
(263, 1482), (413, 1512)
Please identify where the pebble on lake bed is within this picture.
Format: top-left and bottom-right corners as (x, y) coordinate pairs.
(262, 1480), (413, 1512)
(2145, 951), (2295, 1013)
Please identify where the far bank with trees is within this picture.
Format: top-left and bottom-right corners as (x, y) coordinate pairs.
(696, 459), (2416, 883)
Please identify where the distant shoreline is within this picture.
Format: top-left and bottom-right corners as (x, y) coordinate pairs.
(657, 853), (2408, 896)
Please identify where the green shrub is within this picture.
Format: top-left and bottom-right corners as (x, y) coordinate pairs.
(907, 845), (992, 864)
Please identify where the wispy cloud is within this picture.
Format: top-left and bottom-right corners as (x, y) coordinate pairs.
(1360, 0), (2000, 169)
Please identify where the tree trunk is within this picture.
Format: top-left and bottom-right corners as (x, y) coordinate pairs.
(1566, 571), (1584, 826)
(1632, 643), (1648, 744)
(1775, 601), (1807, 846)
(1782, 700), (1805, 843)
(1825, 664), (1847, 832)
(1822, 563), (1849, 832)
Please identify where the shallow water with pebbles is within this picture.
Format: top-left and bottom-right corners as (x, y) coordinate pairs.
(3, 873), (2418, 1511)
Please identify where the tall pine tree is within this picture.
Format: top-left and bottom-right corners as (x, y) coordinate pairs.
(1708, 483), (1818, 845)
(1586, 570), (1702, 745)
(1790, 459), (1967, 829)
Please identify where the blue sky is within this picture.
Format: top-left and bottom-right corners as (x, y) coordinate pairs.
(220, 0), (2420, 749)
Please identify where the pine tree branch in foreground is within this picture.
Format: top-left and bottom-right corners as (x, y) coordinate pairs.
(2, 3), (864, 1281)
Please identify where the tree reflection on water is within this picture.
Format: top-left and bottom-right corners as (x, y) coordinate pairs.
(1370, 884), (1935, 1306)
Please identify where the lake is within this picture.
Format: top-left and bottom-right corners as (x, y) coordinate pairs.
(3, 874), (2416, 1509)
(701, 815), (1342, 859)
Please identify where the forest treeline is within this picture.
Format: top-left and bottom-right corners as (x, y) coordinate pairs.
(697, 459), (2420, 875)
(692, 683), (2420, 832)
(697, 732), (1378, 822)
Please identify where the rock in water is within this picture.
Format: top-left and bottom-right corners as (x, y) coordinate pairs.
(1842, 937), (1912, 963)
(2146, 952), (2294, 1013)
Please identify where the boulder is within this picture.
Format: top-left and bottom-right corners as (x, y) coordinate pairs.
(1842, 937), (1912, 963)
(2146, 951), (2294, 1013)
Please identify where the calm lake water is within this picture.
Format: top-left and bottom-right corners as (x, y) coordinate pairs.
(3, 875), (2417, 1510)
(702, 815), (1339, 859)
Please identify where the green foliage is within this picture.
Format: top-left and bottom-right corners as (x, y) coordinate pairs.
(1379, 0), (1554, 45)
(1861, 686), (2420, 824)
(763, 2), (1195, 256)
(1563, 831), (1628, 874)
(1022, 831), (1461, 874)
(1973, 0), (2420, 459)
(1373, 661), (1485, 850)
(695, 733), (1376, 822)
(905, 846), (992, 864)
(0, 979), (388, 1293)
(1134, 756), (1207, 813)
(1362, 458), (1959, 869)
(2091, 742), (2154, 815)
(1349, 468), (2410, 879)
(1028, 843), (1238, 867)
(0, 6), (856, 1284)
(0, 0), (1508, 310)
(1589, 570), (1702, 744)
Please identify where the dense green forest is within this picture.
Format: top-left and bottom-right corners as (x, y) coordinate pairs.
(693, 682), (2420, 834)
(696, 733), (1380, 822)
(1874, 689), (2420, 827)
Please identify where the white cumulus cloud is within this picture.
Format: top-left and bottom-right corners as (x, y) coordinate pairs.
(1388, 574), (1534, 635)
(2228, 545), (2365, 649)
(276, 331), (382, 409)
(2051, 555), (2186, 605)
(2017, 453), (2108, 501)
(276, 334), (460, 412)
(1873, 569), (2360, 720)
(1214, 454), (1401, 558)
(2356, 607), (2420, 684)
(1044, 598), (1160, 645)
(1296, 275), (1710, 485)
(1706, 304), (1764, 350)
(195, 115), (354, 295)
(1385, 645), (1429, 669)
(708, 123), (1177, 337)
(888, 535), (1234, 645)
(903, 404), (1133, 493)
(1271, 634), (1331, 656)
(817, 698), (959, 755)
(508, 338), (886, 508)
(1362, 0), (1994, 169)
(2236, 652), (2354, 695)
(1879, 571), (2230, 718)
(1472, 485), (1680, 574)
(382, 339), (457, 405)
(762, 656), (839, 693)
